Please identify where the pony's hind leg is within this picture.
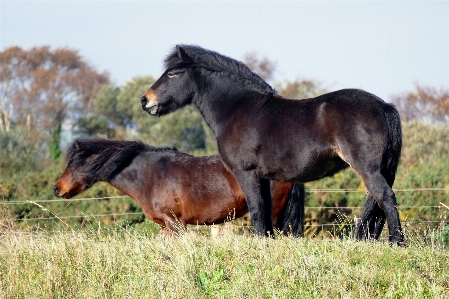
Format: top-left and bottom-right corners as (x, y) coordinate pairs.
(355, 193), (386, 240)
(276, 183), (305, 237)
(359, 172), (404, 245)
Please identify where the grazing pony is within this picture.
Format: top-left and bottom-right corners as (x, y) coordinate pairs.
(140, 44), (404, 245)
(54, 138), (305, 236)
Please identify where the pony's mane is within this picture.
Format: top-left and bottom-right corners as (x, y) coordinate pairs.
(65, 138), (177, 180)
(164, 44), (275, 94)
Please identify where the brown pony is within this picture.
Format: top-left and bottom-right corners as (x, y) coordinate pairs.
(54, 138), (305, 235)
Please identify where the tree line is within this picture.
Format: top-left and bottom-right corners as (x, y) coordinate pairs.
(1, 46), (448, 235)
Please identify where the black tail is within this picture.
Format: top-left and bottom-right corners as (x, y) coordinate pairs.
(356, 104), (402, 240)
(275, 183), (305, 237)
(382, 103), (402, 186)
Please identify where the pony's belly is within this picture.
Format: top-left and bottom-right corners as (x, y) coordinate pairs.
(294, 157), (349, 182)
(182, 192), (249, 225)
(185, 204), (248, 225)
(263, 155), (348, 183)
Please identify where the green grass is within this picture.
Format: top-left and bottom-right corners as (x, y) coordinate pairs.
(0, 228), (448, 298)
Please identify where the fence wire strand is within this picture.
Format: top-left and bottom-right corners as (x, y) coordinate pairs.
(2, 188), (448, 228)
(1, 187), (448, 205)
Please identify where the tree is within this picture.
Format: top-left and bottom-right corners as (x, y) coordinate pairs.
(118, 76), (210, 153)
(75, 115), (116, 139)
(77, 75), (157, 139)
(0, 46), (27, 133)
(116, 75), (157, 133)
(242, 51), (277, 82)
(242, 51), (328, 99)
(274, 78), (329, 99)
(140, 105), (208, 153)
(390, 83), (449, 123)
(76, 84), (127, 139)
(0, 46), (110, 155)
(49, 121), (62, 160)
(77, 75), (214, 154)
(94, 85), (125, 127)
(0, 129), (40, 176)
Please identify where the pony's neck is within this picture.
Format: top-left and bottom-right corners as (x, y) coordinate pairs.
(86, 166), (148, 213)
(101, 158), (146, 200)
(193, 75), (264, 137)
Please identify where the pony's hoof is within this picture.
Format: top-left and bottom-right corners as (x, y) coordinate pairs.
(389, 237), (406, 248)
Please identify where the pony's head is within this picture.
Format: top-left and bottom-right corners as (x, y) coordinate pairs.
(54, 138), (171, 198)
(53, 140), (98, 199)
(141, 45), (198, 116)
(141, 44), (274, 116)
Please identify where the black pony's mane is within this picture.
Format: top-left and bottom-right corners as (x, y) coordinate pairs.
(165, 44), (275, 94)
(65, 138), (177, 181)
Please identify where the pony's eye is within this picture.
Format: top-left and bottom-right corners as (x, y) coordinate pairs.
(167, 70), (184, 78)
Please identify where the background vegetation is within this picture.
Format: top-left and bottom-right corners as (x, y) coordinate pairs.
(0, 45), (448, 242)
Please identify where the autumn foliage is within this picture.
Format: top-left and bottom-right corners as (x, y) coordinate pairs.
(0, 46), (109, 136)
(391, 83), (449, 123)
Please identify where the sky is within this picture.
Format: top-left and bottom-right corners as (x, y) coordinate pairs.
(1, 0), (448, 102)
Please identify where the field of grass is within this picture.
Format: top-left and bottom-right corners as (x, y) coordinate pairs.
(1, 226), (448, 299)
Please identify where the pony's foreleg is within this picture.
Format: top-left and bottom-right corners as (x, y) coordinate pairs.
(234, 171), (274, 237)
(163, 216), (188, 236)
(162, 227), (174, 236)
(356, 193), (386, 240)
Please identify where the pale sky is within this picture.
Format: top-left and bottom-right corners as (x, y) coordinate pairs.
(1, 0), (448, 101)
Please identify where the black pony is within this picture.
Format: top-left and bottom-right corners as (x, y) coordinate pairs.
(141, 45), (404, 245)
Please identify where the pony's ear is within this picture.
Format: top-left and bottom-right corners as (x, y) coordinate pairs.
(176, 45), (189, 59)
(74, 140), (81, 150)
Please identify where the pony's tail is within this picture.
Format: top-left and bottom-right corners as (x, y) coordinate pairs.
(276, 183), (305, 237)
(383, 103), (402, 186)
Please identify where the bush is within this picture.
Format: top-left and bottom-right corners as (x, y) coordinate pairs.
(0, 129), (42, 176)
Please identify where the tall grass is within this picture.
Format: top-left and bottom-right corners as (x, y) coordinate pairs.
(1, 228), (448, 298)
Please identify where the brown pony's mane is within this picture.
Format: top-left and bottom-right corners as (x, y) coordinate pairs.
(164, 44), (276, 95)
(65, 138), (177, 181)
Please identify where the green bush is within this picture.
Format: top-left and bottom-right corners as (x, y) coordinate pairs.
(0, 129), (42, 176)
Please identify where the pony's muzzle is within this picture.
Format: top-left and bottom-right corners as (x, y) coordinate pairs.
(140, 95), (148, 107)
(141, 93), (159, 115)
(53, 185), (60, 197)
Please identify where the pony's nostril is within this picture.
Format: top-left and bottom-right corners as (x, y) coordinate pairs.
(53, 185), (59, 196)
(141, 95), (148, 107)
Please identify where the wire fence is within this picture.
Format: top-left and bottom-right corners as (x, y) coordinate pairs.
(2, 187), (448, 205)
(6, 206), (448, 222)
(1, 188), (448, 230)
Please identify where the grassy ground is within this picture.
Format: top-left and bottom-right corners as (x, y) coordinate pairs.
(0, 227), (448, 299)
